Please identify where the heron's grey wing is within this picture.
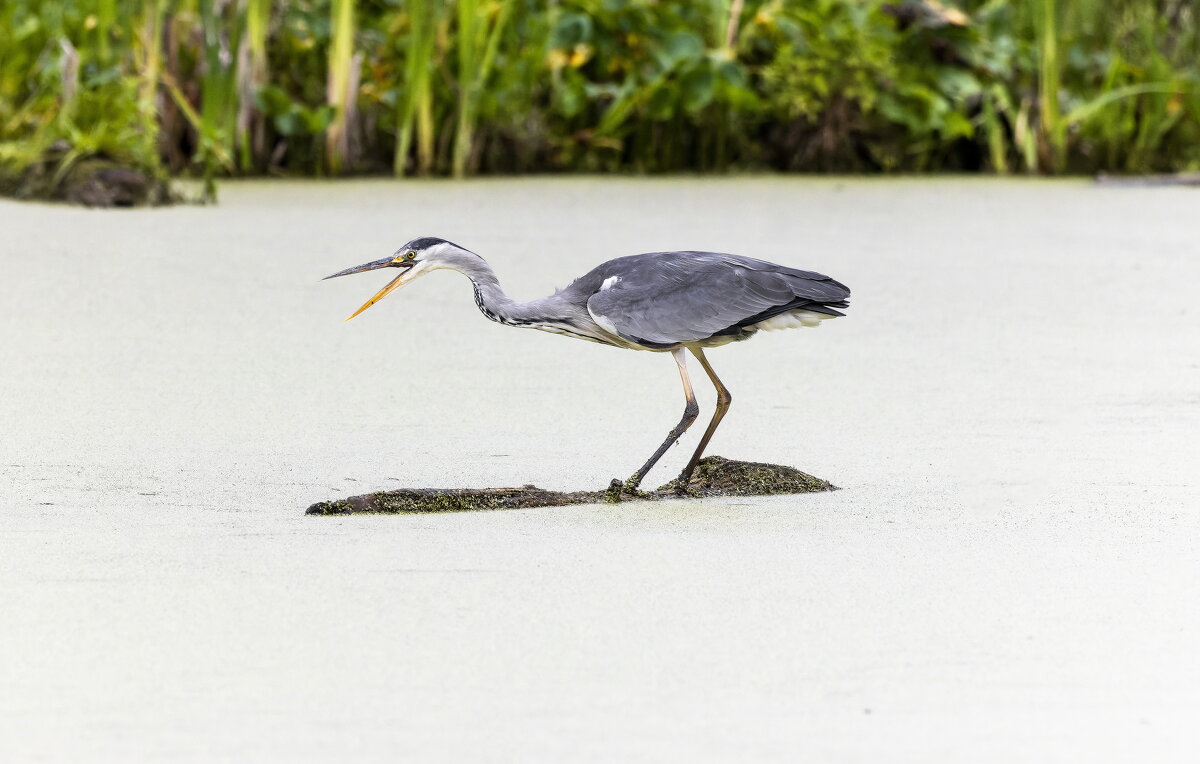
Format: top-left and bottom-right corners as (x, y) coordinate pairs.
(585, 252), (848, 346)
(720, 253), (851, 301)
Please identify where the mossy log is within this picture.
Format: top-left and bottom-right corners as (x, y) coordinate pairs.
(306, 456), (836, 515)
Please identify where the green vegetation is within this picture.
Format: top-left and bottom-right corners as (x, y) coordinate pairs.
(2, 0), (1197, 202)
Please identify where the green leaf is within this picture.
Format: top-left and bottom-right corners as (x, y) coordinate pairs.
(717, 60), (748, 89)
(14, 16), (41, 41)
(550, 13), (592, 49)
(273, 110), (301, 136)
(646, 85), (674, 120)
(556, 71), (587, 118)
(659, 31), (704, 68)
(941, 111), (974, 140)
(254, 85), (294, 117)
(304, 105), (336, 133)
(1064, 83), (1186, 126)
(935, 69), (981, 102)
(681, 68), (715, 113)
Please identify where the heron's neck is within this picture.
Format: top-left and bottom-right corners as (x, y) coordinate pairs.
(450, 254), (612, 344)
(452, 255), (555, 326)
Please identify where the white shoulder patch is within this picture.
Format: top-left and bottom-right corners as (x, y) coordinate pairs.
(600, 275), (621, 291)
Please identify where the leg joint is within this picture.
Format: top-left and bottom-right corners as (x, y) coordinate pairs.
(683, 398), (700, 421)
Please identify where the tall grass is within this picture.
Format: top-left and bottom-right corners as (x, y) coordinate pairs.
(198, 0), (238, 198)
(394, 0), (438, 176)
(326, 0), (357, 174)
(1034, 0), (1063, 171)
(95, 0), (117, 64)
(134, 0), (165, 172)
(452, 0), (512, 178)
(1023, 0), (1192, 173)
(238, 0), (271, 171)
(1, 0), (1197, 198)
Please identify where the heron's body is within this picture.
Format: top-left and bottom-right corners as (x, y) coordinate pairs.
(325, 237), (850, 493)
(424, 244), (850, 351)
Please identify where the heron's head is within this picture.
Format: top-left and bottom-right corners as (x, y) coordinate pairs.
(323, 236), (476, 320)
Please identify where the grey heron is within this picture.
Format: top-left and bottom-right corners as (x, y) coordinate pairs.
(325, 237), (850, 493)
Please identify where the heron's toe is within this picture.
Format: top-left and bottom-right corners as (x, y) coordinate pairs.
(621, 476), (650, 496)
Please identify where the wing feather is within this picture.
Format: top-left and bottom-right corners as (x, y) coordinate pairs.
(585, 252), (850, 346)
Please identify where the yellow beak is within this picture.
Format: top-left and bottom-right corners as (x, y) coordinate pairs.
(345, 270), (410, 321)
(322, 256), (415, 321)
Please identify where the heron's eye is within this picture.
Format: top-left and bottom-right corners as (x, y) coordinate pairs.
(405, 251), (416, 260)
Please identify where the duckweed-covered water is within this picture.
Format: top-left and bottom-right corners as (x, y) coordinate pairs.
(2, 178), (1198, 763)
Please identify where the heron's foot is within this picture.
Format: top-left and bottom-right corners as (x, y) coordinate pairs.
(622, 475), (651, 496)
(604, 475), (649, 503)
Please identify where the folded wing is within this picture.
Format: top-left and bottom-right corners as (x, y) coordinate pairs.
(585, 251), (850, 347)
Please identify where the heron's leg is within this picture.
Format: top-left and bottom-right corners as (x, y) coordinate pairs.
(621, 348), (699, 493)
(675, 347), (733, 490)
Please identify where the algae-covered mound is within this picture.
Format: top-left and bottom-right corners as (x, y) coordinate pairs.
(307, 485), (594, 515)
(305, 456), (836, 515)
(2, 146), (173, 207)
(675, 456), (836, 496)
